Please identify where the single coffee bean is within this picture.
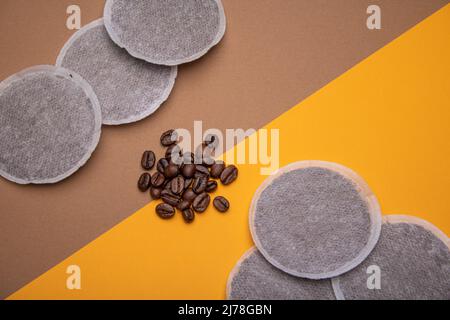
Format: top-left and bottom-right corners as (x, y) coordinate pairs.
(213, 196), (230, 213)
(182, 164), (196, 178)
(206, 180), (218, 193)
(160, 129), (177, 146)
(165, 144), (182, 160)
(171, 175), (185, 195)
(195, 165), (210, 178)
(192, 192), (211, 213)
(184, 178), (193, 189)
(141, 150), (155, 170)
(182, 208), (195, 223)
(156, 203), (176, 219)
(161, 189), (180, 206)
(183, 189), (197, 203)
(220, 165), (238, 185)
(150, 187), (162, 200)
(137, 173), (152, 192)
(164, 164), (179, 179)
(177, 200), (191, 211)
(163, 178), (171, 190)
(210, 161), (225, 179)
(157, 158), (169, 174)
(151, 172), (166, 188)
(192, 176), (207, 194)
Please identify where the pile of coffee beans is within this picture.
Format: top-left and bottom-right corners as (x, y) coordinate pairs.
(137, 129), (238, 223)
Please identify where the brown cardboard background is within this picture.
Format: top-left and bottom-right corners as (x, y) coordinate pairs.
(0, 0), (448, 299)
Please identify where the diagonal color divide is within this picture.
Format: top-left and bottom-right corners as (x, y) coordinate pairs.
(0, 0), (448, 299)
(7, 4), (450, 300)
(0, 0), (448, 298)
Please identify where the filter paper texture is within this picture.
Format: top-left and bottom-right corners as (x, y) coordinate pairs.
(104, 0), (226, 66)
(250, 161), (382, 279)
(0, 66), (101, 184)
(57, 19), (177, 125)
(227, 247), (336, 300)
(332, 215), (450, 300)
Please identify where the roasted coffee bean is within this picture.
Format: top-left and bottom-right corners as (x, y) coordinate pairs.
(161, 188), (174, 197)
(160, 129), (178, 146)
(165, 144), (182, 160)
(206, 180), (218, 193)
(177, 200), (191, 211)
(183, 189), (197, 203)
(156, 203), (176, 219)
(192, 192), (211, 213)
(164, 164), (179, 179)
(171, 176), (185, 195)
(195, 165), (210, 178)
(210, 161), (226, 179)
(138, 173), (151, 192)
(182, 164), (196, 178)
(141, 150), (156, 170)
(151, 172), (166, 188)
(181, 208), (195, 223)
(161, 189), (180, 206)
(184, 178), (193, 189)
(162, 179), (172, 191)
(150, 187), (162, 200)
(157, 158), (169, 174)
(213, 196), (230, 213)
(220, 165), (238, 185)
(192, 176), (207, 194)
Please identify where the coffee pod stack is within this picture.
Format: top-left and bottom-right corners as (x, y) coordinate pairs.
(227, 161), (450, 300)
(0, 0), (226, 185)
